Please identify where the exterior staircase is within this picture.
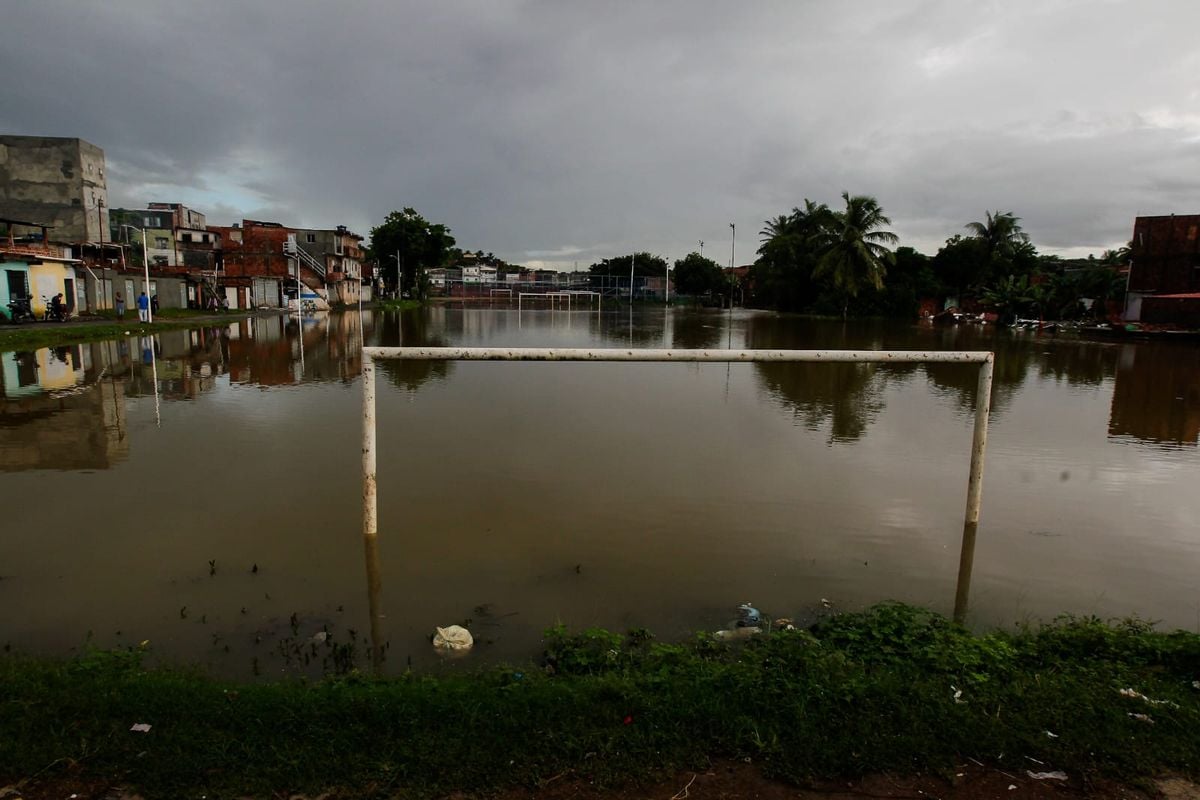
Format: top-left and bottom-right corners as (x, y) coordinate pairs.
(283, 235), (330, 311)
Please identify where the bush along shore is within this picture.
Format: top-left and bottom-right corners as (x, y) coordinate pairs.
(1, 604), (1198, 798)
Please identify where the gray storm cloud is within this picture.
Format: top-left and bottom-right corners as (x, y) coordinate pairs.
(1, 0), (1196, 266)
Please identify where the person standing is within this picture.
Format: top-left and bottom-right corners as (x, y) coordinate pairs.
(137, 291), (150, 323)
(151, 294), (159, 314)
(115, 292), (125, 320)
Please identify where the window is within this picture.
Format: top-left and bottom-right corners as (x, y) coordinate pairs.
(202, 234), (210, 244)
(143, 217), (154, 227)
(182, 233), (193, 243)
(155, 237), (169, 249)
(305, 233), (316, 243)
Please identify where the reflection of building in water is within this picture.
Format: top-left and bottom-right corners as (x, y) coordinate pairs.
(0, 372), (128, 470)
(1109, 345), (1200, 446)
(2, 345), (87, 398)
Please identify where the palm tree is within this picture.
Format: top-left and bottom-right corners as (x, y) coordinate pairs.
(980, 274), (1035, 324)
(759, 213), (794, 244)
(965, 211), (1029, 260)
(813, 192), (898, 319)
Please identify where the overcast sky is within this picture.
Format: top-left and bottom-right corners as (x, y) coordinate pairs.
(2, 1), (1197, 267)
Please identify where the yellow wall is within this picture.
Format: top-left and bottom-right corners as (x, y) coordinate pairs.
(28, 261), (75, 317)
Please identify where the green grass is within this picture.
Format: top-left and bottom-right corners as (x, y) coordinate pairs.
(0, 311), (262, 349)
(2, 604), (1197, 798)
(374, 298), (422, 311)
(0, 319), (214, 350)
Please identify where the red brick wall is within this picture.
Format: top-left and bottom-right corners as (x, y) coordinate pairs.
(211, 222), (293, 279)
(1129, 215), (1200, 294)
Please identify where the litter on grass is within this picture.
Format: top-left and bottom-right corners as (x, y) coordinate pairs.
(1026, 771), (1068, 781)
(1119, 688), (1179, 708)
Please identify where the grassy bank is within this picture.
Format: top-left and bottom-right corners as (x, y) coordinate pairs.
(374, 298), (422, 311)
(0, 313), (245, 350)
(2, 605), (1197, 798)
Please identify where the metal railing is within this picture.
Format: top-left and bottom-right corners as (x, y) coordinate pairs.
(359, 347), (994, 669)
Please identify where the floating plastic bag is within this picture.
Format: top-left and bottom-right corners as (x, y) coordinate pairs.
(433, 624), (473, 651)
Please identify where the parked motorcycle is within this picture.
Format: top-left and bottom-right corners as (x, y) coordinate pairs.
(5, 296), (36, 324)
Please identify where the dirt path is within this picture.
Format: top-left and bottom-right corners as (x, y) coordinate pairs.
(5, 763), (1195, 800)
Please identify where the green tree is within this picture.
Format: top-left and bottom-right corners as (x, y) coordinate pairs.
(672, 252), (724, 297)
(932, 235), (990, 297)
(588, 252), (668, 278)
(750, 199), (832, 312)
(965, 211), (1030, 262)
(812, 192), (898, 319)
(980, 274), (1036, 324)
(368, 208), (456, 298)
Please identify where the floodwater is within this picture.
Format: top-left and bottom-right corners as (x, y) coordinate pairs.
(1, 306), (1198, 675)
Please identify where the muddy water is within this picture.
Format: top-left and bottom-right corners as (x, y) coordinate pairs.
(1, 307), (1198, 675)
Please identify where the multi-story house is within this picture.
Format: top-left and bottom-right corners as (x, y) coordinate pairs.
(0, 135), (108, 244)
(295, 225), (364, 305)
(0, 136), (109, 317)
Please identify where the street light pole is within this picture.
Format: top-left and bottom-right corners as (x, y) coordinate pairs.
(729, 222), (736, 311)
(699, 240), (704, 259)
(122, 224), (152, 323)
(629, 252), (635, 305)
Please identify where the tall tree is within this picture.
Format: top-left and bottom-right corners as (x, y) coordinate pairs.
(750, 199), (832, 312)
(965, 211), (1029, 261)
(588, 252), (668, 278)
(812, 192), (898, 319)
(672, 252), (724, 297)
(368, 208), (456, 298)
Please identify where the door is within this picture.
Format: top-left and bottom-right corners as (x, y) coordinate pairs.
(64, 278), (76, 312)
(225, 287), (238, 308)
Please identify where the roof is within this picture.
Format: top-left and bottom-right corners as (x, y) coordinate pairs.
(0, 217), (55, 228)
(1152, 293), (1200, 299)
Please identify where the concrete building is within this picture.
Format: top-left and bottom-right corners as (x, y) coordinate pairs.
(295, 224), (364, 305)
(0, 136), (108, 244)
(210, 220), (289, 309)
(1, 217), (83, 320)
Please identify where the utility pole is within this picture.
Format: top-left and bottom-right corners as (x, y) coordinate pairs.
(629, 252), (635, 305)
(699, 240), (704, 258)
(729, 223), (736, 310)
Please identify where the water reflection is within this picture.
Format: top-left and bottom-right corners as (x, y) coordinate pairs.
(670, 310), (725, 350)
(3, 308), (1200, 677)
(376, 309), (453, 391)
(1109, 343), (1200, 447)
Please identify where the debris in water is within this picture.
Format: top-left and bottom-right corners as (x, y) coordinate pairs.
(179, 606), (188, 619)
(208, 559), (216, 577)
(433, 624), (473, 652)
(714, 627), (760, 641)
(737, 604), (762, 627)
(1026, 771), (1068, 781)
(251, 563), (259, 574)
(129, 723), (152, 733)
(820, 598), (833, 608)
(311, 631), (328, 644)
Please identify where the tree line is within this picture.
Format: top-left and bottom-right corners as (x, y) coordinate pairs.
(750, 197), (1129, 321)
